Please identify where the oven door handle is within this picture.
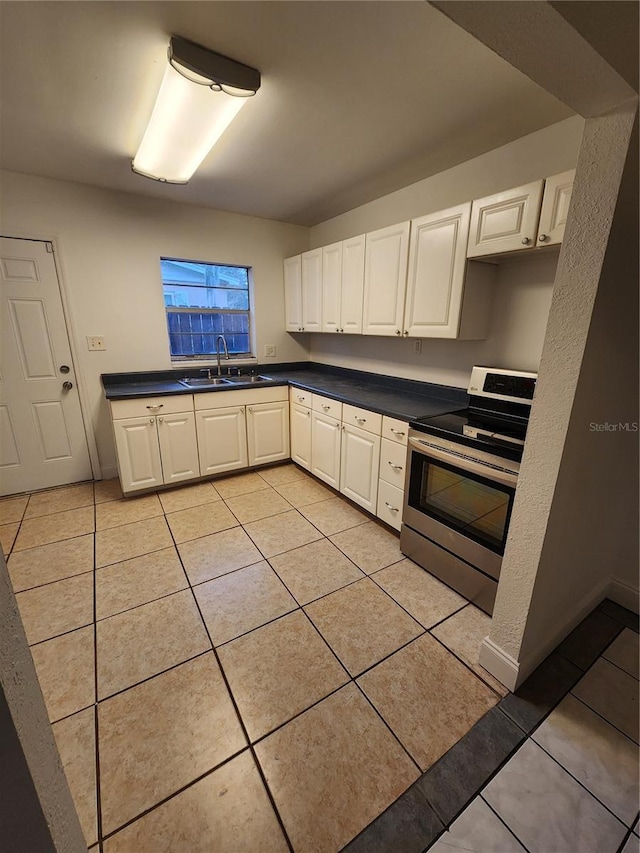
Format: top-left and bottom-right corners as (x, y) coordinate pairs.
(408, 437), (518, 488)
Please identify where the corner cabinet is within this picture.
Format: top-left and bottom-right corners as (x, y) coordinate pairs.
(110, 396), (199, 493)
(246, 401), (290, 466)
(362, 221), (410, 336)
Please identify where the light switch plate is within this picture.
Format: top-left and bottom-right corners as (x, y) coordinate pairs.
(264, 344), (276, 357)
(87, 336), (106, 351)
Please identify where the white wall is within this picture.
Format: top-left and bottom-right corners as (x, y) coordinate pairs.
(0, 171), (310, 476)
(306, 116), (583, 386)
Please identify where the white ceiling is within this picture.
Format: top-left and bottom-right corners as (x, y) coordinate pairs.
(0, 1), (573, 226)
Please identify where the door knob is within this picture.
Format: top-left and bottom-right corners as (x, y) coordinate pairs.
(62, 381), (73, 391)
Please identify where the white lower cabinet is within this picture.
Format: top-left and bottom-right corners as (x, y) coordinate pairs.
(290, 402), (312, 469)
(246, 401), (289, 466)
(157, 411), (200, 485)
(112, 401), (200, 494)
(113, 416), (163, 493)
(377, 479), (404, 532)
(340, 423), (380, 513)
(311, 411), (342, 488)
(196, 406), (248, 476)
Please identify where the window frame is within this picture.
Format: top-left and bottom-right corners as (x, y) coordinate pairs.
(160, 257), (255, 364)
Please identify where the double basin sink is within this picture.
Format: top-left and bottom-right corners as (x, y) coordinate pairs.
(178, 375), (276, 389)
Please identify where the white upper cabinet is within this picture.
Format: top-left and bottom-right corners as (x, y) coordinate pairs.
(340, 234), (366, 334)
(404, 203), (471, 339)
(301, 248), (322, 332)
(284, 255), (302, 332)
(537, 169), (575, 246)
(321, 242), (343, 333)
(362, 221), (410, 336)
(467, 180), (544, 257)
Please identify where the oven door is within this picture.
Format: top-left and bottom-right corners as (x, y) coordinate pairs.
(403, 435), (518, 580)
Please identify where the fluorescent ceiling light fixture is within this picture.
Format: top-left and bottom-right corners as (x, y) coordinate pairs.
(132, 37), (260, 184)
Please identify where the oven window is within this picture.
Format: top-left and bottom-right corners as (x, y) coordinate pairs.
(415, 458), (514, 553)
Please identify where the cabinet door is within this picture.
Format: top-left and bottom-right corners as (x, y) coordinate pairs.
(362, 221), (410, 336)
(157, 411), (200, 485)
(537, 169), (575, 246)
(404, 203), (471, 338)
(301, 248), (322, 332)
(284, 255), (302, 332)
(290, 403), (312, 470)
(247, 401), (290, 466)
(467, 180), (544, 257)
(340, 423), (380, 513)
(196, 406), (248, 476)
(311, 411), (341, 489)
(340, 234), (365, 334)
(113, 416), (163, 493)
(321, 242), (342, 333)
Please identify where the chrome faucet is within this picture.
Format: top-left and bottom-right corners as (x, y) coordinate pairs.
(215, 335), (229, 376)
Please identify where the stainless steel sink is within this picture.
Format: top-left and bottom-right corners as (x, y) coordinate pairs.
(227, 375), (275, 384)
(178, 377), (232, 388)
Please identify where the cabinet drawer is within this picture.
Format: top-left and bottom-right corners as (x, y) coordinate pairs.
(342, 404), (381, 435)
(377, 480), (404, 532)
(382, 415), (409, 445)
(194, 386), (287, 410)
(110, 394), (193, 420)
(312, 393), (342, 419)
(380, 438), (408, 489)
(290, 387), (312, 408)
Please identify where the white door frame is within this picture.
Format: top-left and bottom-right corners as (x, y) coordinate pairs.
(1, 231), (102, 481)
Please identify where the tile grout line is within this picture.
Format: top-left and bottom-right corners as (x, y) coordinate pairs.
(91, 486), (106, 853)
(166, 508), (297, 853)
(567, 691), (640, 747)
(477, 793), (533, 853)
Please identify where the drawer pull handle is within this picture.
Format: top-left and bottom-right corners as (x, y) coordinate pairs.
(298, 396), (305, 402)
(146, 404), (163, 410)
(388, 462), (403, 471)
(322, 405), (331, 411)
(356, 417), (366, 424)
(385, 501), (399, 512)
(390, 429), (405, 437)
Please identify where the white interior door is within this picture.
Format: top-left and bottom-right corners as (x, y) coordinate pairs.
(0, 237), (92, 496)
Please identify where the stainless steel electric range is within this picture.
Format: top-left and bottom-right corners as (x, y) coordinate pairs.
(400, 366), (537, 615)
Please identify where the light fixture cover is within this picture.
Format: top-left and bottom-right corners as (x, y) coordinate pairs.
(132, 37), (261, 184)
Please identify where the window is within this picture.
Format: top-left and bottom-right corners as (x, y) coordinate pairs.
(160, 258), (252, 359)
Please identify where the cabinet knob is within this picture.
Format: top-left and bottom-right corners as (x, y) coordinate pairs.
(395, 329), (401, 335)
(538, 234), (549, 243)
(403, 330), (408, 336)
(521, 237), (531, 245)
(149, 418), (154, 424)
(248, 407), (253, 413)
(158, 417), (163, 423)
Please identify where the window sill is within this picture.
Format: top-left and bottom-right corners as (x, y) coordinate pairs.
(170, 356), (258, 369)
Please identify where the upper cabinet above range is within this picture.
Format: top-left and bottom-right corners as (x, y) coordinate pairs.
(467, 169), (575, 258)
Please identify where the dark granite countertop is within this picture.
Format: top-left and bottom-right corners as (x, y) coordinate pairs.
(102, 363), (468, 422)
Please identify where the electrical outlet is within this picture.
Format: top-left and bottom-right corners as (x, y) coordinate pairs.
(264, 344), (277, 357)
(87, 336), (106, 351)
(414, 339), (422, 354)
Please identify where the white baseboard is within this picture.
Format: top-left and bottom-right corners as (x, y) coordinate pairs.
(95, 465), (118, 481)
(607, 579), (640, 614)
(479, 637), (520, 692)
(480, 577), (612, 691)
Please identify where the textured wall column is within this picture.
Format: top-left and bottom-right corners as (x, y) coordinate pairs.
(0, 550), (86, 852)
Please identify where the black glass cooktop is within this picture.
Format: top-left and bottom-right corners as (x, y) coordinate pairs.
(411, 409), (528, 461)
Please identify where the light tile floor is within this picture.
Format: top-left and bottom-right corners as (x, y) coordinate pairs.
(2, 464), (503, 852)
(2, 466), (638, 853)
